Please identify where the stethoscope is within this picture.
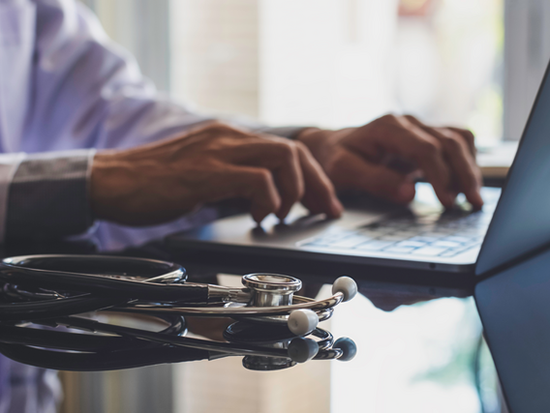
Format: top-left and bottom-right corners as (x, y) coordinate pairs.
(0, 255), (358, 371)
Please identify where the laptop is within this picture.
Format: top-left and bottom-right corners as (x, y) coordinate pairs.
(167, 57), (550, 293)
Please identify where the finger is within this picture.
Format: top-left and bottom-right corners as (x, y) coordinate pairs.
(405, 116), (483, 208)
(228, 137), (305, 220)
(270, 142), (305, 219)
(347, 115), (455, 206)
(448, 127), (476, 157)
(331, 149), (416, 204)
(223, 165), (282, 223)
(296, 142), (343, 217)
(436, 128), (483, 208)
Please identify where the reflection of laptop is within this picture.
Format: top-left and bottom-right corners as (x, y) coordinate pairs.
(167, 58), (550, 292)
(475, 247), (550, 413)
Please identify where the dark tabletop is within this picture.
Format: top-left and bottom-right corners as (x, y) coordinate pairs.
(2, 214), (501, 413)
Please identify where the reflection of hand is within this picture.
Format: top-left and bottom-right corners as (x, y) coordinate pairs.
(297, 114), (483, 209)
(91, 122), (343, 226)
(359, 286), (440, 312)
(185, 316), (234, 341)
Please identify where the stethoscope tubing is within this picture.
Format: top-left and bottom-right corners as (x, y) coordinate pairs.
(0, 342), (212, 372)
(0, 321), (342, 371)
(0, 296), (125, 321)
(0, 255), (209, 302)
(123, 293), (344, 317)
(57, 315), (296, 359)
(0, 321), (183, 352)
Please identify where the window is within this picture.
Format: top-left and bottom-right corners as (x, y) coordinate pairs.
(87, 0), (550, 146)
(170, 0), (505, 147)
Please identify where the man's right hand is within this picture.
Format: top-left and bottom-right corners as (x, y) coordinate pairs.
(90, 122), (343, 226)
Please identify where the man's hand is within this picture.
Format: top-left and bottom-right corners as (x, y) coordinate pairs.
(297, 114), (483, 209)
(91, 122), (343, 226)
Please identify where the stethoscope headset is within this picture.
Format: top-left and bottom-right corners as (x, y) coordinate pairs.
(0, 255), (358, 371)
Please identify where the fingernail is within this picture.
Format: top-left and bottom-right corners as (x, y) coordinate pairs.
(276, 207), (290, 221)
(396, 183), (415, 203)
(472, 190), (484, 208)
(331, 198), (344, 217)
(446, 192), (457, 206)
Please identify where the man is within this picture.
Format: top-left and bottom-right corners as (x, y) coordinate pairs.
(0, 0), (482, 411)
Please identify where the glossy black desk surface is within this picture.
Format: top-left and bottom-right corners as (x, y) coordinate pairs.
(1, 218), (500, 413)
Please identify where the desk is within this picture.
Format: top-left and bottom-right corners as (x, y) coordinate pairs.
(478, 141), (518, 187)
(0, 223), (502, 413)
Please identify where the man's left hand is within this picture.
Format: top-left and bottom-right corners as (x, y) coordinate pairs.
(296, 114), (483, 209)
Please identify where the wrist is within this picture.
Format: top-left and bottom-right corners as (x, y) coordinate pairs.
(90, 151), (126, 221)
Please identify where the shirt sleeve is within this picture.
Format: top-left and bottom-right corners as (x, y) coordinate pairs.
(22, 1), (310, 154)
(0, 1), (312, 242)
(5, 149), (94, 241)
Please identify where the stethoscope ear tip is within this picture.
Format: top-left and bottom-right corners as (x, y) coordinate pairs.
(287, 337), (319, 363)
(333, 337), (357, 361)
(332, 276), (358, 302)
(287, 309), (318, 336)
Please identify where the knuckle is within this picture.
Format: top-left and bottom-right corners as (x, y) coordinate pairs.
(418, 139), (441, 158)
(208, 122), (248, 138)
(206, 121), (230, 133)
(294, 140), (308, 153)
(380, 113), (399, 123)
(442, 135), (463, 152)
(463, 130), (475, 144)
(251, 169), (272, 186)
(276, 140), (298, 161)
(458, 128), (474, 139)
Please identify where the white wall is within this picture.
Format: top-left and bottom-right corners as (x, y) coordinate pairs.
(170, 0), (260, 118)
(258, 0), (398, 128)
(169, 0), (398, 128)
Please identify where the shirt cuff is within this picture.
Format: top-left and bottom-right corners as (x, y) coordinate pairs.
(5, 149), (96, 241)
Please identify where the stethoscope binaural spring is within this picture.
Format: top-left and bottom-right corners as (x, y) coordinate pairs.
(0, 254), (358, 370)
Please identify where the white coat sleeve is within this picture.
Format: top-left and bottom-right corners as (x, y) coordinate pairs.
(2, 0), (307, 241)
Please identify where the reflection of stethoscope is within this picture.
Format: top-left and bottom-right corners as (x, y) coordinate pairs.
(0, 255), (357, 371)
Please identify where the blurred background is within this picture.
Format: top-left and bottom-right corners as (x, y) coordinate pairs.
(66, 1), (550, 412)
(82, 0), (550, 148)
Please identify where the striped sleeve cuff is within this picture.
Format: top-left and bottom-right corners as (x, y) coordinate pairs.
(5, 149), (96, 241)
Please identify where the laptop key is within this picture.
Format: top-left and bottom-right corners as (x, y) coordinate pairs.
(442, 236), (472, 244)
(378, 235), (409, 242)
(411, 246), (450, 256)
(330, 236), (372, 249)
(356, 240), (396, 251)
(408, 236), (439, 243)
(439, 243), (482, 257)
(431, 241), (462, 249)
(407, 236), (439, 244)
(393, 241), (427, 249)
(421, 232), (448, 239)
(383, 246), (417, 254)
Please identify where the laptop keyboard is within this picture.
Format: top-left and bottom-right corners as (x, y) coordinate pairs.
(298, 209), (493, 258)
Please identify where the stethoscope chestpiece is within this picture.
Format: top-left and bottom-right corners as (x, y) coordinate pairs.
(242, 273), (302, 307)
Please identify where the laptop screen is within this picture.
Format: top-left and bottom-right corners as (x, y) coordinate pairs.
(476, 60), (550, 275)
